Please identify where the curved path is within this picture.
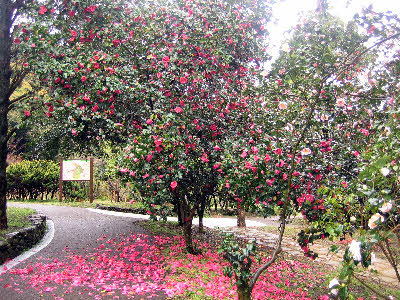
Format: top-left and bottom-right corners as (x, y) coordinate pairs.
(0, 203), (166, 300)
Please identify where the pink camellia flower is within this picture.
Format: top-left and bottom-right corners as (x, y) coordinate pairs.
(162, 56), (170, 63)
(39, 5), (47, 14)
(24, 111), (30, 117)
(301, 148), (312, 156)
(336, 98), (346, 107)
(240, 151), (247, 158)
(179, 77), (188, 84)
(174, 107), (183, 113)
(368, 213), (385, 229)
(305, 194), (313, 202)
(14, 38), (21, 44)
(320, 114), (328, 121)
(146, 119), (153, 125)
(170, 181), (177, 190)
(70, 30), (78, 37)
(379, 202), (392, 214)
(201, 154), (209, 163)
(278, 101), (287, 110)
(274, 148), (282, 155)
(81, 76), (87, 82)
(213, 145), (221, 151)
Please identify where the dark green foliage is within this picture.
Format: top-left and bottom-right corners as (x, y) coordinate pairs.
(6, 160), (86, 201)
(6, 160), (59, 200)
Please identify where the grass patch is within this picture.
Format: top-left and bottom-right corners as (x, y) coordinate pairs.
(259, 225), (301, 239)
(0, 207), (36, 241)
(138, 220), (182, 236)
(8, 198), (146, 210)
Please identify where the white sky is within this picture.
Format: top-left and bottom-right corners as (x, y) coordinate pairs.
(269, 0), (400, 51)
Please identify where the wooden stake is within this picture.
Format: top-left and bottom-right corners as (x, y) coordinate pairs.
(59, 158), (63, 202)
(89, 158), (94, 203)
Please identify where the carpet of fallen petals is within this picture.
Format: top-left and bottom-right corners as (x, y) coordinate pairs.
(2, 233), (328, 299)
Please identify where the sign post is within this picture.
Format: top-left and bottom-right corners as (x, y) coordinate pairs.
(59, 158), (94, 203)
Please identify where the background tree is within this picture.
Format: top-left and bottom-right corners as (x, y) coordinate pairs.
(0, 0), (131, 229)
(219, 3), (400, 298)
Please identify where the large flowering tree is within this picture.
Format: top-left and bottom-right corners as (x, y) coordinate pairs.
(0, 0), (270, 229)
(113, 0), (271, 253)
(218, 4), (400, 299)
(1, 0), (271, 248)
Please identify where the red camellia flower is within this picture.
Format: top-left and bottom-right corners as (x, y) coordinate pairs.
(112, 39), (120, 47)
(170, 181), (177, 189)
(162, 56), (170, 63)
(81, 76), (87, 82)
(70, 30), (77, 37)
(174, 107), (183, 113)
(24, 111), (30, 117)
(179, 77), (188, 84)
(14, 38), (21, 44)
(38, 5), (47, 15)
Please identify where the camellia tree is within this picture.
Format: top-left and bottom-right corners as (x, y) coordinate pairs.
(0, 0), (134, 229)
(8, 0), (271, 251)
(218, 3), (400, 299)
(113, 0), (271, 253)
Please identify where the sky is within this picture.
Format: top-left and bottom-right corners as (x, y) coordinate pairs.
(268, 0), (400, 51)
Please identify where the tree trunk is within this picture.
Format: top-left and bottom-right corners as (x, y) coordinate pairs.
(237, 203), (246, 227)
(0, 0), (13, 230)
(236, 277), (252, 300)
(176, 202), (183, 226)
(183, 218), (195, 254)
(237, 287), (252, 300)
(197, 196), (206, 234)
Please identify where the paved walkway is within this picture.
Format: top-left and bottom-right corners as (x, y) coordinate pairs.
(1, 203), (167, 300)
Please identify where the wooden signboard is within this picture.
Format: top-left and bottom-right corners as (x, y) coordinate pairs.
(59, 158), (94, 203)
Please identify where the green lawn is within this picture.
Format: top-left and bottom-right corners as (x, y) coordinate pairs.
(0, 207), (36, 241)
(8, 198), (146, 210)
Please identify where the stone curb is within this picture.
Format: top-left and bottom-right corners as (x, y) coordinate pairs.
(95, 204), (149, 215)
(0, 213), (47, 265)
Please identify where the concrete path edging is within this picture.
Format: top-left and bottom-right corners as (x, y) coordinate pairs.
(86, 208), (267, 228)
(0, 219), (55, 275)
